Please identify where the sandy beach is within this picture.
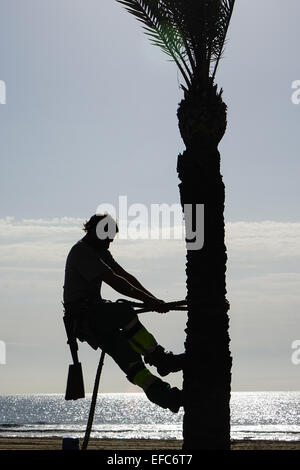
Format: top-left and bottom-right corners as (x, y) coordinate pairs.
(0, 438), (299, 451)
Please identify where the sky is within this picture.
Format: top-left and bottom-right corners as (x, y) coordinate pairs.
(0, 0), (299, 394)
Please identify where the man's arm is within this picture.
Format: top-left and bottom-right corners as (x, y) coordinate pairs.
(107, 260), (156, 299)
(102, 270), (167, 312)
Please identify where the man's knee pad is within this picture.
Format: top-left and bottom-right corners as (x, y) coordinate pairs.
(122, 316), (158, 355)
(126, 361), (146, 384)
(126, 362), (156, 390)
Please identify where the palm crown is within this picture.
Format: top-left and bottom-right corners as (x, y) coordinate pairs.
(117, 0), (235, 90)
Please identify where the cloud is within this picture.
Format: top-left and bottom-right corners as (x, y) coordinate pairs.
(0, 217), (299, 302)
(0, 216), (299, 295)
(226, 221), (300, 260)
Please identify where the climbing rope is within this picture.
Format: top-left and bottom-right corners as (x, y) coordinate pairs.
(80, 299), (187, 450)
(135, 303), (187, 313)
(120, 299), (188, 314)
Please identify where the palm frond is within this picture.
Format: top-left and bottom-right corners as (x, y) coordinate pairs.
(117, 0), (192, 87)
(117, 0), (235, 88)
(211, 0), (235, 81)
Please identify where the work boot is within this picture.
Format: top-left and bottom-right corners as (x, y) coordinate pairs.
(144, 345), (185, 377)
(145, 378), (183, 413)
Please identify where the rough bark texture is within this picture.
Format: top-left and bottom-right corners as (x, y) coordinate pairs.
(177, 78), (232, 450)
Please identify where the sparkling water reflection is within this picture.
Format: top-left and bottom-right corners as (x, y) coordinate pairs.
(0, 392), (299, 441)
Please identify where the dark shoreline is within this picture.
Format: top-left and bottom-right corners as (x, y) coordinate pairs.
(0, 437), (299, 451)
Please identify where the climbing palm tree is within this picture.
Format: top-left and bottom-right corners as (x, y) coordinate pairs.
(117, 0), (235, 449)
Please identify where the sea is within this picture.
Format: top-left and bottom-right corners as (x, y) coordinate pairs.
(0, 392), (299, 442)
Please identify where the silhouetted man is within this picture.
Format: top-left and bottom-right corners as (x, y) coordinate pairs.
(63, 214), (184, 412)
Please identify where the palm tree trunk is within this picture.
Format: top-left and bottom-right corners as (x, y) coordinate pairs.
(177, 79), (232, 450)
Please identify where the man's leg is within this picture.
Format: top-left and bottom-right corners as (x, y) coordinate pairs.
(92, 327), (183, 413)
(98, 301), (185, 377)
(122, 316), (185, 377)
